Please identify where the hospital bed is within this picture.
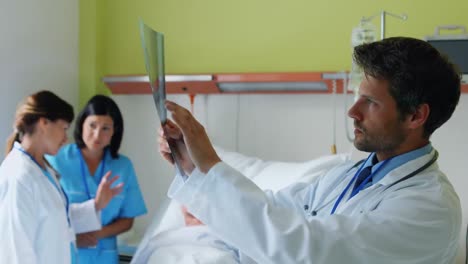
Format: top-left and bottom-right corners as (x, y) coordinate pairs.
(130, 148), (349, 264)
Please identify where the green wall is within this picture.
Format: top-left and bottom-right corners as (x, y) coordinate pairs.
(79, 0), (468, 105)
(80, 0), (105, 106)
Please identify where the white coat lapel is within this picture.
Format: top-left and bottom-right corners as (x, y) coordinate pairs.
(13, 147), (66, 207)
(378, 150), (438, 187)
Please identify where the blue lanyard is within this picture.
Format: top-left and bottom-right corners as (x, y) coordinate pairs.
(77, 147), (106, 200)
(330, 153), (390, 215)
(15, 146), (71, 225)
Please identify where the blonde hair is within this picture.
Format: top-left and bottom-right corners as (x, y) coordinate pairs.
(6, 91), (74, 155)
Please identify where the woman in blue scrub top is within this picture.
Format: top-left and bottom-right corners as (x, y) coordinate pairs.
(47, 95), (147, 264)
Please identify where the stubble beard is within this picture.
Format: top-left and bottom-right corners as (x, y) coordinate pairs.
(354, 125), (406, 156)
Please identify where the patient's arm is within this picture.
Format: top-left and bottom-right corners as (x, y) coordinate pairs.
(181, 205), (204, 226)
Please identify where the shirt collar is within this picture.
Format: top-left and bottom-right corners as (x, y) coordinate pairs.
(364, 143), (433, 185)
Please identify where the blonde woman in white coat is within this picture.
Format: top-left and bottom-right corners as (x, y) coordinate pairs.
(0, 91), (123, 264)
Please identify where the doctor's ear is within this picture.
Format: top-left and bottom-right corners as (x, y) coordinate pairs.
(406, 103), (430, 129)
(36, 117), (50, 131)
(38, 117), (48, 126)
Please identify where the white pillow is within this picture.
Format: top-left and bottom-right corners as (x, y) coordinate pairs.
(216, 147), (349, 191)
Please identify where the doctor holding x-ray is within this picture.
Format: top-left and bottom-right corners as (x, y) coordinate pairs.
(159, 37), (462, 264)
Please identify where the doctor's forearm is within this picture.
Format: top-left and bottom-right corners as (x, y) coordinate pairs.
(97, 218), (134, 239)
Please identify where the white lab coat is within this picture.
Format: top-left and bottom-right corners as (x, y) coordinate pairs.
(168, 149), (461, 264)
(0, 143), (102, 264)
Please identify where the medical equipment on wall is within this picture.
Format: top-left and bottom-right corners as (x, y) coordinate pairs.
(348, 18), (377, 102)
(347, 11), (408, 99)
(425, 25), (468, 84)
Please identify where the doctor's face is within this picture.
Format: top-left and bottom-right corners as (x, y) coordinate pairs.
(82, 115), (114, 152)
(43, 119), (70, 155)
(347, 75), (407, 157)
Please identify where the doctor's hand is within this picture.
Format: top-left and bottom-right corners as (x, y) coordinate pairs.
(95, 171), (124, 211)
(76, 232), (98, 248)
(165, 100), (221, 174)
(159, 119), (196, 174)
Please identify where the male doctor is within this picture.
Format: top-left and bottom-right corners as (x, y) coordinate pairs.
(159, 37), (462, 263)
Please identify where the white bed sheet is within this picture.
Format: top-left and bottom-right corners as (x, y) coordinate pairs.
(131, 149), (349, 264)
(133, 226), (239, 264)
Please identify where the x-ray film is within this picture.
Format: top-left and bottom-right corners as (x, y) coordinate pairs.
(139, 20), (185, 176)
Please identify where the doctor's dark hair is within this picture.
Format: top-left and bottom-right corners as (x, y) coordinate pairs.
(353, 37), (461, 138)
(74, 95), (123, 159)
(6, 90), (74, 155)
